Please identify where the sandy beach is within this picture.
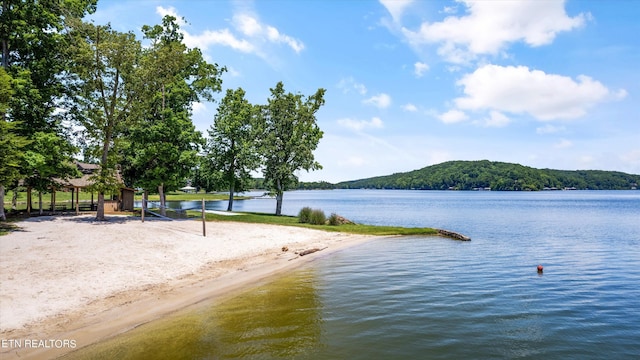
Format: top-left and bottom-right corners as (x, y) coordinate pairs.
(0, 215), (373, 359)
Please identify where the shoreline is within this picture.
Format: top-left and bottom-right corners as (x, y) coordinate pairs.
(0, 215), (376, 359)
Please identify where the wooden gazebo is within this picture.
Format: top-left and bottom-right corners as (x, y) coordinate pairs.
(51, 162), (135, 214)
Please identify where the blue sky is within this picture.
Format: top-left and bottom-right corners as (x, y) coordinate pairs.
(92, 0), (640, 183)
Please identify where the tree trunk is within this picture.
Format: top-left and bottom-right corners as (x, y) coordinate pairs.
(275, 179), (284, 215)
(96, 192), (105, 220)
(141, 190), (148, 222)
(1, 1), (8, 69)
(158, 183), (166, 216)
(11, 188), (17, 210)
(0, 185), (5, 221)
(95, 26), (110, 222)
(227, 178), (235, 211)
(38, 191), (43, 215)
(275, 192), (283, 215)
(27, 187), (32, 215)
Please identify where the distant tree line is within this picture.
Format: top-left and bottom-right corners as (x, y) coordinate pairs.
(291, 160), (639, 191)
(0, 1), (324, 220)
(332, 160), (640, 191)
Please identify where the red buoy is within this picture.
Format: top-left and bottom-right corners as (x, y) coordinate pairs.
(537, 265), (544, 273)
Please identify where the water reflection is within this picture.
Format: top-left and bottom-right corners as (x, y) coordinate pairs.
(61, 268), (322, 359)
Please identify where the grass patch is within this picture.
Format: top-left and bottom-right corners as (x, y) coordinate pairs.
(0, 222), (18, 236)
(183, 210), (439, 236)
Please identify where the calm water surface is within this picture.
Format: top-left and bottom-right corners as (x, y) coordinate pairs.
(67, 190), (640, 359)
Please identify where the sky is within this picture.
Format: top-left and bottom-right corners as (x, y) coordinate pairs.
(92, 0), (640, 183)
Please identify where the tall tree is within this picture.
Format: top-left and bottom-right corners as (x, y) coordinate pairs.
(207, 88), (261, 211)
(69, 22), (141, 220)
(1, 0), (96, 218)
(123, 15), (225, 216)
(0, 67), (29, 221)
(261, 82), (325, 215)
(0, 0), (97, 135)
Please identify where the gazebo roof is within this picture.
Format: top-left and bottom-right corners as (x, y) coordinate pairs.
(76, 162), (100, 173)
(64, 174), (96, 188)
(56, 161), (128, 189)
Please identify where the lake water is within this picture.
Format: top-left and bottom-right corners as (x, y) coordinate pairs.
(67, 190), (639, 359)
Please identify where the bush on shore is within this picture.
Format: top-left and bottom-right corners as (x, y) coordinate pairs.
(309, 209), (326, 225)
(298, 207), (326, 225)
(298, 207), (356, 226)
(298, 207), (313, 223)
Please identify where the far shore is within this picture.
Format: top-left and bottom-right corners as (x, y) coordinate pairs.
(0, 215), (376, 359)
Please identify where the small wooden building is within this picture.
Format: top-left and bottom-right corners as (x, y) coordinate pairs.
(57, 162), (135, 213)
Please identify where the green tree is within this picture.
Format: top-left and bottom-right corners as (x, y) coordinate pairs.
(261, 82), (325, 215)
(1, 0), (96, 217)
(22, 132), (79, 214)
(69, 22), (141, 220)
(0, 67), (29, 220)
(191, 155), (223, 193)
(207, 88), (261, 211)
(123, 15), (225, 216)
(1, 0), (97, 135)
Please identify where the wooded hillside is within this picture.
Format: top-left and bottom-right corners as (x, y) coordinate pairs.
(333, 160), (640, 191)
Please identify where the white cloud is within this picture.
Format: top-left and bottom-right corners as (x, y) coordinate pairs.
(441, 5), (458, 15)
(156, 7), (303, 58)
(578, 155), (595, 167)
(402, 103), (418, 112)
(438, 109), (468, 124)
(234, 13), (262, 36)
(482, 110), (510, 127)
(337, 77), (367, 95)
(621, 149), (640, 165)
(191, 102), (206, 114)
(184, 28), (255, 53)
(337, 117), (384, 131)
(225, 65), (241, 77)
(363, 93), (392, 108)
(156, 6), (186, 26)
(414, 61), (429, 77)
(454, 64), (624, 121)
(340, 156), (367, 167)
(266, 26), (305, 53)
(380, 0), (414, 23)
(536, 124), (565, 134)
(400, 0), (587, 64)
(231, 13), (304, 53)
(554, 139), (573, 149)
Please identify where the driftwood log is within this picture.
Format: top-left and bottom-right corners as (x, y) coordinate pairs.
(437, 229), (471, 241)
(298, 247), (328, 256)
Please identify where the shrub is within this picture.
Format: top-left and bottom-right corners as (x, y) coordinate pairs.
(309, 209), (326, 225)
(298, 207), (313, 223)
(328, 213), (340, 226)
